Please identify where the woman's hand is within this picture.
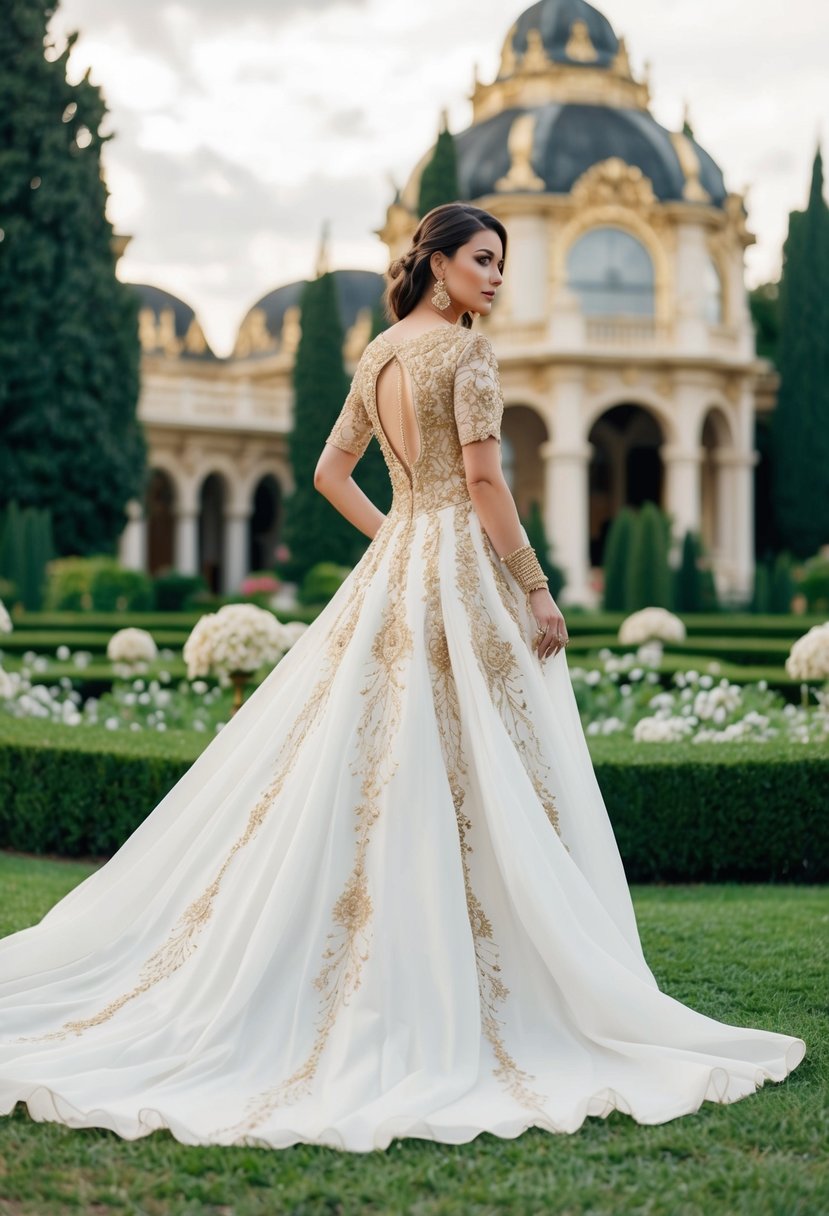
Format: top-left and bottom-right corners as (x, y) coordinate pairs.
(528, 586), (569, 661)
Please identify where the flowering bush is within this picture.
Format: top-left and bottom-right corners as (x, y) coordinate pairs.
(619, 607), (686, 646)
(0, 599), (11, 634)
(183, 603), (294, 685)
(240, 572), (281, 597)
(785, 620), (829, 680)
(571, 647), (828, 745)
(106, 627), (158, 668)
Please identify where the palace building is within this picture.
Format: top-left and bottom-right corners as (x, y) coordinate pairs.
(118, 0), (770, 607)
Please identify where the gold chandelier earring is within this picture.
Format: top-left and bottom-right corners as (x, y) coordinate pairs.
(431, 277), (451, 310)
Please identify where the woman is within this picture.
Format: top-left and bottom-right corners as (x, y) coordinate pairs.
(0, 203), (805, 1152)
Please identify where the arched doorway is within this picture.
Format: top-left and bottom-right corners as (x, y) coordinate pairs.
(198, 473), (227, 593)
(588, 404), (664, 567)
(248, 475), (283, 571)
(146, 469), (176, 575)
(501, 405), (547, 516)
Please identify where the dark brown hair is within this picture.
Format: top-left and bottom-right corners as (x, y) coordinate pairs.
(383, 202), (508, 329)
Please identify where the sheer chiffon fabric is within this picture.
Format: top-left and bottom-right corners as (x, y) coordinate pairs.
(0, 326), (805, 1151)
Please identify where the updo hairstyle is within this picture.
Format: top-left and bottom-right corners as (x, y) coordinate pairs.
(382, 201), (507, 329)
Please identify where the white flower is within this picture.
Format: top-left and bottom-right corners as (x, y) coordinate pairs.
(785, 621), (829, 680)
(633, 715), (695, 742)
(0, 667), (18, 699)
(0, 600), (11, 634)
(619, 608), (686, 646)
(107, 628), (158, 665)
(183, 604), (292, 682)
(281, 620), (309, 646)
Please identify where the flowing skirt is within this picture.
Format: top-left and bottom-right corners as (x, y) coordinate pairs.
(0, 501), (806, 1151)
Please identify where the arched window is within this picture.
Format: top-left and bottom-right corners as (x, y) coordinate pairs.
(703, 255), (723, 324)
(566, 227), (654, 316)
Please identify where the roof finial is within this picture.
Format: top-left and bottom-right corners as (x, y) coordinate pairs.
(682, 100), (694, 139)
(315, 220), (330, 278)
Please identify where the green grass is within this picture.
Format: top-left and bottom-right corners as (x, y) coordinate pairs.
(0, 853), (826, 1216)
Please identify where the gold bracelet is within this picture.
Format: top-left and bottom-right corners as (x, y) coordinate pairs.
(500, 543), (549, 593)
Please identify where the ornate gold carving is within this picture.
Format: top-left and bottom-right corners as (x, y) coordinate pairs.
(611, 35), (632, 79)
(234, 307), (273, 358)
(495, 113), (545, 192)
(669, 131), (711, 203)
(571, 157), (656, 210)
(521, 28), (549, 73)
(280, 305), (302, 355)
(565, 20), (598, 63)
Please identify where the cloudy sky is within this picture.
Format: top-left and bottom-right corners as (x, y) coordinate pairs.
(49, 0), (828, 358)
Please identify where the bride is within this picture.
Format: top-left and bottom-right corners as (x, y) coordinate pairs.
(0, 202), (805, 1152)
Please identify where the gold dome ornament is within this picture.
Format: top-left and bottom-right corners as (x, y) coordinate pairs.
(431, 277), (451, 310)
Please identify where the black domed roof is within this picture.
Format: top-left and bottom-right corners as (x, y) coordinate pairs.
(507, 0), (619, 70)
(236, 268), (385, 357)
(455, 103), (727, 207)
(129, 283), (215, 359)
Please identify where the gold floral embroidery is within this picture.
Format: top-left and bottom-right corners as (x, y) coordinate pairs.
(452, 332), (504, 447)
(357, 327), (491, 521)
(325, 372), (374, 458)
(422, 511), (548, 1112)
(15, 518), (398, 1045)
(212, 514), (415, 1138)
(454, 505), (562, 838)
(482, 532), (523, 631)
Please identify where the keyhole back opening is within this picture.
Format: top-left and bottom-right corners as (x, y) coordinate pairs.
(374, 353), (422, 474)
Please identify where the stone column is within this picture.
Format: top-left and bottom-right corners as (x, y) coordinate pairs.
(715, 448), (757, 603)
(661, 443), (703, 565)
(119, 499), (146, 571)
(174, 509), (200, 576)
(541, 438), (593, 607)
(223, 508), (251, 595)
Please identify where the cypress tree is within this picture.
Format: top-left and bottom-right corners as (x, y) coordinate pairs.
(347, 300), (393, 519)
(283, 272), (371, 579)
(674, 530), (704, 613)
(771, 145), (829, 556)
(770, 550), (796, 613)
(625, 502), (672, 610)
(602, 507), (634, 610)
(522, 499), (564, 598)
(0, 1), (146, 557)
(418, 112), (460, 217)
(749, 281), (779, 363)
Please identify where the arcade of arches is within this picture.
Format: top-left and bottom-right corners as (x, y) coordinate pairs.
(121, 454), (291, 595)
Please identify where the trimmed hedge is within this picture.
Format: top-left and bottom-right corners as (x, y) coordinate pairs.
(0, 720), (826, 881)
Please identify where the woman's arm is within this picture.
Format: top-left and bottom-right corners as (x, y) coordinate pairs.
(313, 443), (387, 540)
(461, 438), (568, 660)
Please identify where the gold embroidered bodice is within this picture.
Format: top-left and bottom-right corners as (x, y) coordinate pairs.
(325, 324), (504, 521)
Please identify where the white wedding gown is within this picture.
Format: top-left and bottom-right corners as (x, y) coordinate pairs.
(0, 325), (805, 1151)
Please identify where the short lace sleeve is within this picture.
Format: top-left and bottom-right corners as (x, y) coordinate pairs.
(325, 371), (373, 458)
(453, 333), (504, 446)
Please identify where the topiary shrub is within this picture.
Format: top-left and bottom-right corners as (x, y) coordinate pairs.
(298, 561), (351, 606)
(153, 571), (208, 611)
(45, 556), (153, 611)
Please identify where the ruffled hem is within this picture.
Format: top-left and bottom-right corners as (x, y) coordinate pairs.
(3, 1036), (806, 1153)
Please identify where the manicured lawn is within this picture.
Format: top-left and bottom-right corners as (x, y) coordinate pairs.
(0, 852), (826, 1216)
